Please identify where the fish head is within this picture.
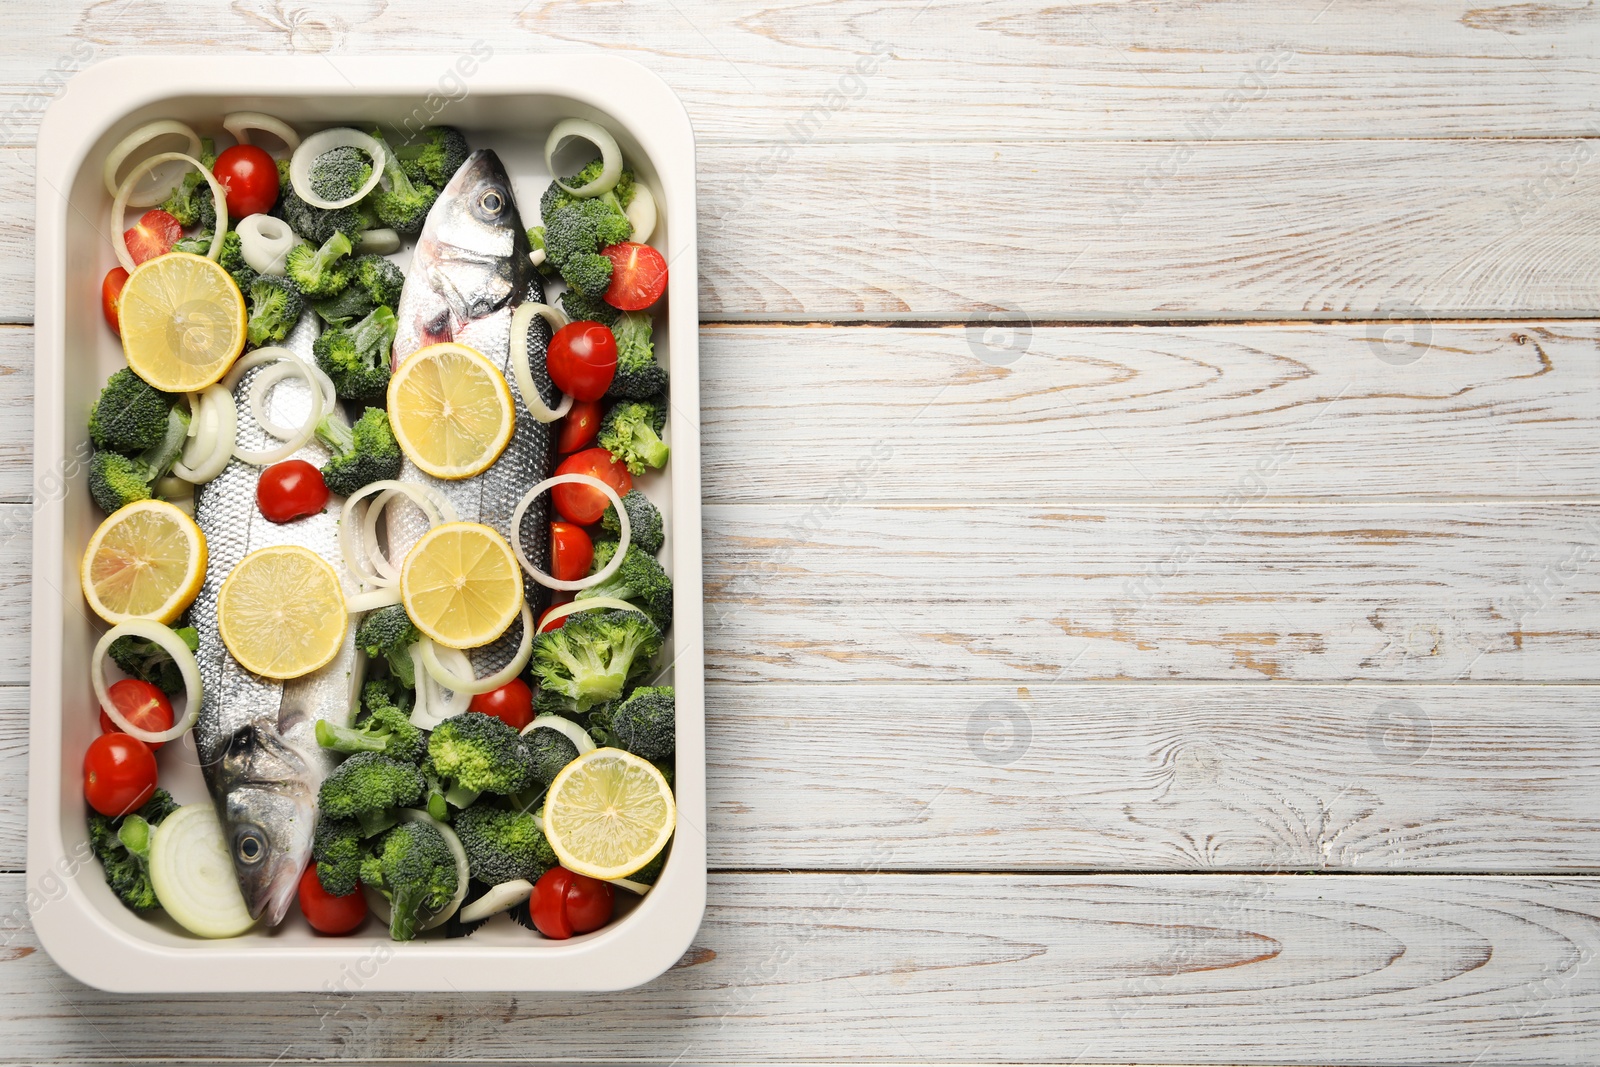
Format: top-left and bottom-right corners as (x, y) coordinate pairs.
(215, 723), (319, 925)
(421, 149), (530, 325)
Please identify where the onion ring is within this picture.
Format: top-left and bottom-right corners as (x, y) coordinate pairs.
(236, 214), (296, 276)
(92, 620), (202, 744)
(511, 474), (629, 591)
(608, 876), (652, 896)
(357, 229), (400, 255)
(418, 601), (535, 695)
(519, 712), (596, 755)
(534, 596), (648, 630)
(339, 480), (452, 588)
(347, 587), (403, 613)
(172, 384), (238, 484)
(544, 119), (622, 198)
(221, 112), (300, 154)
(103, 120), (203, 206)
(625, 184), (657, 244)
(458, 880), (535, 924)
(509, 302), (574, 424)
(112, 152), (227, 272)
(223, 348), (324, 465)
(290, 127), (387, 209)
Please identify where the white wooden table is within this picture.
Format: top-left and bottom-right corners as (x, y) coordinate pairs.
(2, 2), (1599, 1063)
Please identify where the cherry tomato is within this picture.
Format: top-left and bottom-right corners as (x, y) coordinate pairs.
(601, 242), (669, 311)
(257, 460), (329, 523)
(550, 522), (594, 582)
(298, 864), (368, 935)
(557, 398), (603, 454)
(101, 267), (129, 335)
(548, 322), (617, 401)
(551, 448), (632, 525)
(123, 209), (183, 266)
(538, 596), (573, 633)
(211, 144), (280, 219)
(529, 866), (614, 939)
(469, 678), (534, 731)
(99, 679), (175, 751)
(83, 732), (158, 817)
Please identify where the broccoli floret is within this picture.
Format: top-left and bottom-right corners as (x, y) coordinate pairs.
(534, 684), (581, 718)
(314, 305), (397, 402)
(246, 274), (306, 347)
(159, 138), (216, 227)
(86, 788), (178, 911)
(523, 722), (580, 784)
(598, 396), (669, 475)
(608, 686), (675, 760)
(217, 230), (256, 291)
(88, 408), (191, 513)
(598, 490), (665, 555)
(526, 225), (558, 277)
(309, 145), (373, 203)
(315, 406), (402, 499)
(562, 251), (614, 299)
(354, 254), (406, 306)
(108, 625), (197, 694)
(312, 814), (365, 897)
(576, 542), (673, 631)
(368, 130), (439, 236)
(318, 752), (426, 828)
(452, 805), (557, 885)
(426, 713), (537, 807)
(311, 285), (375, 326)
(354, 603), (420, 688)
(532, 608), (663, 711)
(540, 161), (636, 219)
(608, 312), (668, 400)
(316, 695), (424, 764)
(171, 231), (214, 255)
(392, 126), (469, 187)
(543, 199), (630, 298)
(278, 157), (367, 246)
(88, 368), (173, 453)
(285, 231), (355, 299)
(559, 287), (618, 327)
(360, 820), (459, 941)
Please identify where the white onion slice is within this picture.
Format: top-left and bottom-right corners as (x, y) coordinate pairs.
(626, 184), (657, 244)
(408, 645), (438, 730)
(103, 120), (203, 206)
(363, 810), (470, 932)
(249, 361), (305, 439)
(223, 348), (324, 465)
(509, 302), (574, 424)
(357, 229), (400, 255)
(347, 587), (403, 613)
(535, 596), (648, 631)
(92, 620), (202, 744)
(519, 713), (597, 755)
(149, 804), (256, 938)
(608, 876), (652, 896)
(528, 248), (546, 268)
(544, 119), (622, 198)
(361, 489), (402, 582)
(221, 112), (300, 154)
(417, 601), (534, 695)
(236, 214), (296, 276)
(290, 127), (387, 209)
(173, 385), (237, 484)
(459, 880), (535, 924)
(511, 475), (629, 591)
(112, 152), (227, 273)
(338, 480), (447, 588)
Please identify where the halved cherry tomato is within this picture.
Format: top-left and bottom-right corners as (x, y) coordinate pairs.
(551, 448), (631, 525)
(548, 322), (617, 401)
(123, 209), (183, 266)
(529, 866), (614, 939)
(212, 144), (280, 219)
(601, 242), (668, 311)
(101, 267), (129, 335)
(257, 460), (329, 523)
(557, 398), (603, 454)
(298, 865), (368, 935)
(550, 522), (594, 582)
(83, 732), (158, 817)
(469, 678), (534, 731)
(99, 679), (175, 751)
(538, 595), (573, 633)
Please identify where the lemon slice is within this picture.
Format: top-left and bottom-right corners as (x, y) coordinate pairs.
(119, 252), (247, 392)
(399, 521), (523, 648)
(80, 499), (208, 625)
(387, 342), (515, 479)
(217, 545), (347, 679)
(544, 748), (676, 880)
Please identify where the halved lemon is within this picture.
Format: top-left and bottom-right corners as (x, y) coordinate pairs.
(387, 342), (515, 479)
(80, 499), (207, 625)
(544, 748), (676, 880)
(119, 252), (247, 392)
(399, 521), (523, 648)
(217, 545), (347, 679)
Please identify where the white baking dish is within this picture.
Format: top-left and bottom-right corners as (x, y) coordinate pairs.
(27, 54), (704, 992)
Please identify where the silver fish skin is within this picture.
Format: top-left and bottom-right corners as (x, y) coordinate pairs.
(190, 311), (363, 927)
(391, 149), (559, 681)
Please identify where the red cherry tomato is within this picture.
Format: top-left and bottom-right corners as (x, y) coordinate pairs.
(550, 522), (594, 582)
(601, 242), (669, 311)
(529, 866), (614, 939)
(101, 267), (129, 334)
(257, 460), (329, 523)
(551, 448), (632, 525)
(469, 678), (534, 731)
(557, 399), (603, 454)
(83, 732), (158, 817)
(548, 322), (617, 401)
(99, 679), (175, 751)
(298, 864), (368, 935)
(211, 144), (280, 219)
(123, 209), (183, 266)
(538, 596), (573, 633)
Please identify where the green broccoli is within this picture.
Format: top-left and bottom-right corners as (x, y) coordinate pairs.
(542, 199), (631, 298)
(309, 145), (373, 203)
(318, 752), (427, 833)
(278, 157), (368, 246)
(608, 686), (675, 760)
(171, 231), (214, 255)
(88, 368), (173, 453)
(159, 138), (216, 227)
(368, 130), (439, 236)
(354, 254), (406, 306)
(107, 625), (197, 695)
(360, 820), (460, 941)
(316, 686), (424, 764)
(576, 542), (673, 631)
(597, 489), (665, 555)
(559, 287), (619, 327)
(313, 305), (398, 402)
(88, 408), (191, 514)
(531, 608), (663, 711)
(526, 226), (558, 278)
(523, 722), (580, 785)
(217, 230), (256, 291)
(598, 396), (669, 475)
(285, 231), (355, 298)
(534, 684), (582, 718)
(311, 284), (375, 326)
(312, 814), (365, 896)
(426, 712), (537, 807)
(561, 251), (614, 299)
(246, 273), (306, 347)
(452, 804), (557, 885)
(540, 160), (635, 220)
(608, 311), (668, 399)
(392, 126), (469, 187)
(315, 406), (402, 499)
(86, 788), (178, 911)
(354, 603), (420, 688)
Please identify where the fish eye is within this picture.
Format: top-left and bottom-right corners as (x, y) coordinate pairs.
(235, 827), (267, 866)
(479, 189), (504, 215)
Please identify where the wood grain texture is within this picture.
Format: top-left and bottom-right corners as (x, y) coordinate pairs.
(1, 873), (1597, 1065)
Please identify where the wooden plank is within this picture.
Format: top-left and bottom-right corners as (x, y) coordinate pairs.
(0, 872), (1596, 1064)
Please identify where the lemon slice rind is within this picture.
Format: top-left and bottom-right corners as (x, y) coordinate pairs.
(543, 748), (677, 881)
(80, 500), (208, 625)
